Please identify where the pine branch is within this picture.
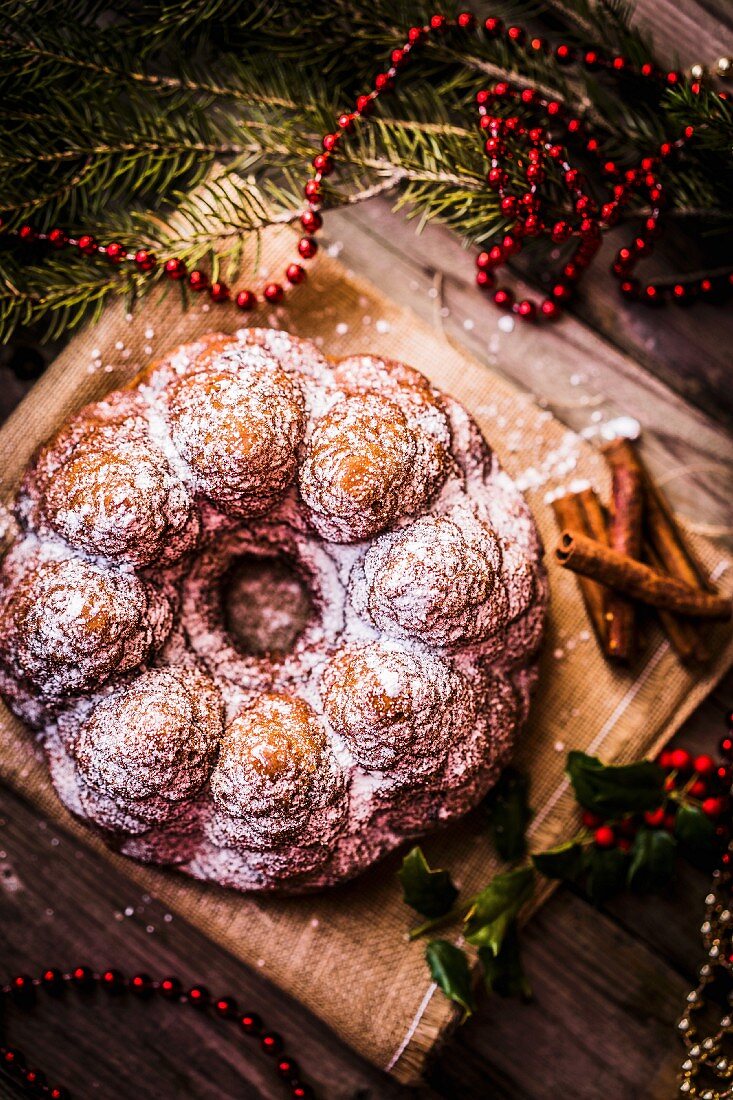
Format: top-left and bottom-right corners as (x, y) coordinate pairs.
(0, 0), (730, 343)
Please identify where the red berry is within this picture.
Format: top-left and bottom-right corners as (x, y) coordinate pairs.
(555, 44), (574, 64)
(594, 825), (615, 848)
(48, 228), (68, 248)
(263, 282), (284, 303)
(235, 290), (257, 311)
(134, 249), (156, 271)
(164, 257), (186, 280)
(663, 811), (677, 831)
(298, 237), (317, 259)
(304, 179), (321, 201)
(286, 263), (306, 285)
(719, 734), (733, 758)
(313, 153), (332, 175)
(689, 779), (707, 799)
(644, 807), (666, 828)
(457, 12), (475, 29)
(337, 113), (354, 131)
(493, 287), (514, 310)
(670, 748), (692, 772)
(693, 754), (716, 776)
(355, 94), (372, 115)
(702, 796), (728, 818)
(551, 221), (571, 243)
(507, 25), (525, 46)
(663, 775), (676, 792)
(526, 164), (545, 184)
(188, 270), (208, 292)
(209, 281), (230, 302)
(540, 299), (561, 320)
(581, 809), (603, 829)
(500, 195), (517, 215)
(429, 14), (447, 31)
(517, 299), (536, 320)
(18, 224), (35, 241)
(641, 62), (655, 77)
(322, 133), (338, 152)
(77, 234), (97, 255)
(484, 17), (503, 36)
(106, 241), (127, 264)
(374, 72), (393, 93)
(476, 269), (495, 290)
(300, 210), (322, 233)
(619, 279), (640, 300)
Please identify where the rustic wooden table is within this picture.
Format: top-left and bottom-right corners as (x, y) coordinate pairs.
(1, 2), (732, 1097)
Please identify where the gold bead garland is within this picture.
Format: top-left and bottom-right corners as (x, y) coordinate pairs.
(678, 843), (733, 1098)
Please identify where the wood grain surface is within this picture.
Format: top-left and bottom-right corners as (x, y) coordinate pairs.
(1, 2), (732, 1097)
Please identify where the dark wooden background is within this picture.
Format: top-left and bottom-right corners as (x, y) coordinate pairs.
(1, 1), (732, 1096)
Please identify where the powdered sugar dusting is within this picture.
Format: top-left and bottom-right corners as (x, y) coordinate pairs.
(0, 329), (547, 893)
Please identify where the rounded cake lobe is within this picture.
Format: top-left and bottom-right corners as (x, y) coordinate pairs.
(22, 391), (197, 567)
(0, 554), (171, 697)
(321, 642), (467, 772)
(353, 503), (507, 647)
(73, 668), (223, 824)
(166, 346), (305, 516)
(299, 394), (420, 541)
(210, 693), (342, 849)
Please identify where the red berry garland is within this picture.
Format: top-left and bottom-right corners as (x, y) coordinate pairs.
(0, 968), (315, 1099)
(3, 14), (732, 321)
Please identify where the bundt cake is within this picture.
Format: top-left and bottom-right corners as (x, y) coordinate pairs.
(0, 329), (547, 892)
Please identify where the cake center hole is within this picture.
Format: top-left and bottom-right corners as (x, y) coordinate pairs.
(221, 553), (314, 657)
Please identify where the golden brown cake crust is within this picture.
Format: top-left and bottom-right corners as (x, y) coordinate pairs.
(0, 329), (547, 893)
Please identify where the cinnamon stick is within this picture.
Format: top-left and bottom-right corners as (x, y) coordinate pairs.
(613, 438), (714, 662)
(551, 492), (608, 651)
(556, 532), (732, 621)
(602, 438), (644, 662)
(644, 541), (709, 664)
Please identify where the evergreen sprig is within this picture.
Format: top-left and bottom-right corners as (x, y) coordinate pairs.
(1, 0), (730, 341)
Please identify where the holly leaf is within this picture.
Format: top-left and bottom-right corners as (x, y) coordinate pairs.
(398, 846), (459, 918)
(627, 827), (677, 892)
(675, 803), (719, 869)
(425, 940), (476, 1019)
(532, 838), (587, 884)
(464, 867), (535, 955)
(479, 923), (532, 1000)
(483, 767), (533, 862)
(566, 751), (665, 814)
(585, 845), (629, 906)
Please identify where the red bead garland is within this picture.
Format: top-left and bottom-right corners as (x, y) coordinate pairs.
(3, 14), (731, 322)
(0, 968), (315, 1099)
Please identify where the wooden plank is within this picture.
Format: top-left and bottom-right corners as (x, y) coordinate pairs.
(426, 889), (688, 1100)
(0, 785), (413, 1100)
(327, 201), (733, 537)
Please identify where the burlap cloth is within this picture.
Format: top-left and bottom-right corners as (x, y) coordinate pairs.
(1, 229), (731, 1086)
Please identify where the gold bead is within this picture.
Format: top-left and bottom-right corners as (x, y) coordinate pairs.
(716, 56), (732, 79)
(690, 63), (705, 80)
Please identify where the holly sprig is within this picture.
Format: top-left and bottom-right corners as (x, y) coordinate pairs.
(399, 737), (732, 1017)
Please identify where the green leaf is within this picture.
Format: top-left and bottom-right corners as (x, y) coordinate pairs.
(627, 828), (677, 892)
(566, 751), (665, 815)
(479, 924), (532, 1000)
(425, 940), (476, 1019)
(398, 846), (459, 918)
(532, 839), (587, 884)
(483, 767), (532, 862)
(585, 845), (629, 906)
(464, 867), (535, 955)
(669, 800), (717, 858)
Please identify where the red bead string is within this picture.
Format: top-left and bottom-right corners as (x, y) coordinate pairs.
(0, 968), (315, 1099)
(3, 13), (732, 322)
